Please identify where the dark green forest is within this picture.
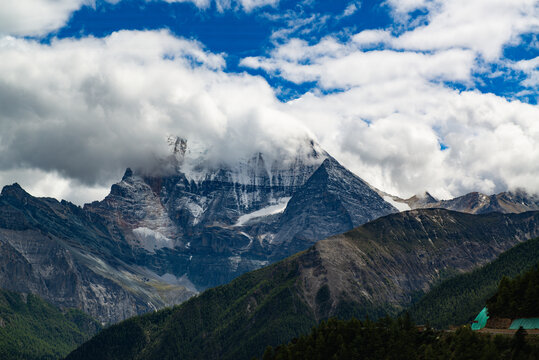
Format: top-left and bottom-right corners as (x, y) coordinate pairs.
(487, 264), (539, 318)
(260, 317), (539, 360)
(408, 237), (539, 328)
(0, 289), (100, 360)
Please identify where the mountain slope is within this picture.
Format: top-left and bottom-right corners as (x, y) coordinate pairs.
(269, 157), (397, 258)
(408, 236), (539, 328)
(0, 288), (100, 360)
(65, 209), (539, 360)
(0, 184), (195, 323)
(84, 142), (397, 290)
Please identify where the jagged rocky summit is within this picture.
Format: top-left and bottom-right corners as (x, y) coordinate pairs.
(84, 138), (399, 290)
(381, 189), (539, 214)
(0, 138), (399, 323)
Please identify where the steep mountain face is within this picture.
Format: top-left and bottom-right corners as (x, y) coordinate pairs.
(65, 209), (539, 360)
(0, 184), (195, 324)
(84, 139), (398, 290)
(0, 139), (398, 323)
(269, 157), (397, 259)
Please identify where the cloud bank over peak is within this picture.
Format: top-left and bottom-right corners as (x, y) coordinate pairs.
(0, 30), (314, 203)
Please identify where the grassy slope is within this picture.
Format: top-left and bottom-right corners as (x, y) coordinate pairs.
(0, 289), (101, 360)
(408, 237), (539, 328)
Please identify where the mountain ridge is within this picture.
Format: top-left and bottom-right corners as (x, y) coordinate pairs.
(65, 208), (539, 360)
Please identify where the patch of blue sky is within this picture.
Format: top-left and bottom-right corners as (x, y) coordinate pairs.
(39, 0), (537, 105)
(503, 33), (539, 61)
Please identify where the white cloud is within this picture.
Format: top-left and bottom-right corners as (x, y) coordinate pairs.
(284, 83), (539, 199)
(390, 0), (539, 60)
(512, 56), (539, 90)
(242, 23), (539, 198)
(0, 30), (313, 204)
(163, 0), (278, 11)
(341, 1), (361, 18)
(0, 0), (87, 36)
(242, 38), (475, 88)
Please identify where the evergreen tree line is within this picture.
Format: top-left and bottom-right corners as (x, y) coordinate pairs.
(487, 264), (539, 318)
(260, 317), (539, 360)
(408, 237), (539, 328)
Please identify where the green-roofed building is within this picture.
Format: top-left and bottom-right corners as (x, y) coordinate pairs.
(509, 318), (539, 330)
(471, 307), (489, 330)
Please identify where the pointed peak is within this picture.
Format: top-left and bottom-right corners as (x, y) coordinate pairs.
(122, 168), (133, 181)
(422, 192), (438, 203)
(1, 183), (29, 198)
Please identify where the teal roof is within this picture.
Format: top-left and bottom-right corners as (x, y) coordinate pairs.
(509, 318), (539, 330)
(471, 307), (489, 330)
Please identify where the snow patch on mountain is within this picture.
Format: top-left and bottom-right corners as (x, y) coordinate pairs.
(234, 197), (291, 226)
(133, 227), (174, 253)
(383, 196), (412, 212)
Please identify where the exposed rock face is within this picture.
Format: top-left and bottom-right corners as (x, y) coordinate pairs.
(303, 209), (539, 318)
(84, 141), (398, 290)
(269, 157), (397, 259)
(65, 209), (539, 360)
(0, 184), (195, 324)
(0, 140), (399, 322)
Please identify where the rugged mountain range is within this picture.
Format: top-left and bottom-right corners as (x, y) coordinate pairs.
(0, 139), (398, 323)
(83, 139), (398, 290)
(65, 209), (539, 360)
(0, 184), (195, 324)
(385, 189), (539, 214)
(1, 137), (538, 326)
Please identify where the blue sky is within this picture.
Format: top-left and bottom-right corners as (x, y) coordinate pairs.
(0, 0), (538, 203)
(44, 0), (537, 103)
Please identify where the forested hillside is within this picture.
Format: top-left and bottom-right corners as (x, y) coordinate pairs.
(409, 237), (539, 328)
(487, 264), (539, 318)
(0, 289), (100, 360)
(259, 317), (539, 360)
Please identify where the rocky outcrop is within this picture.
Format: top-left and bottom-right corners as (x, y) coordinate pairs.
(83, 140), (398, 290)
(64, 209), (539, 360)
(0, 184), (195, 324)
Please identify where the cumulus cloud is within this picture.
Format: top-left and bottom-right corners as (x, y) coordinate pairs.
(241, 2), (539, 198)
(0, 0), (87, 36)
(0, 30), (313, 203)
(389, 0), (539, 60)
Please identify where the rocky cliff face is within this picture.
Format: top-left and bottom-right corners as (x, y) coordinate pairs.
(64, 209), (539, 360)
(0, 139), (399, 322)
(0, 184), (195, 324)
(83, 139), (398, 290)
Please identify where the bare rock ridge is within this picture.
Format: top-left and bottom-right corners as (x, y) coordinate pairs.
(382, 189), (539, 214)
(0, 183), (195, 324)
(64, 209), (539, 360)
(0, 140), (399, 322)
